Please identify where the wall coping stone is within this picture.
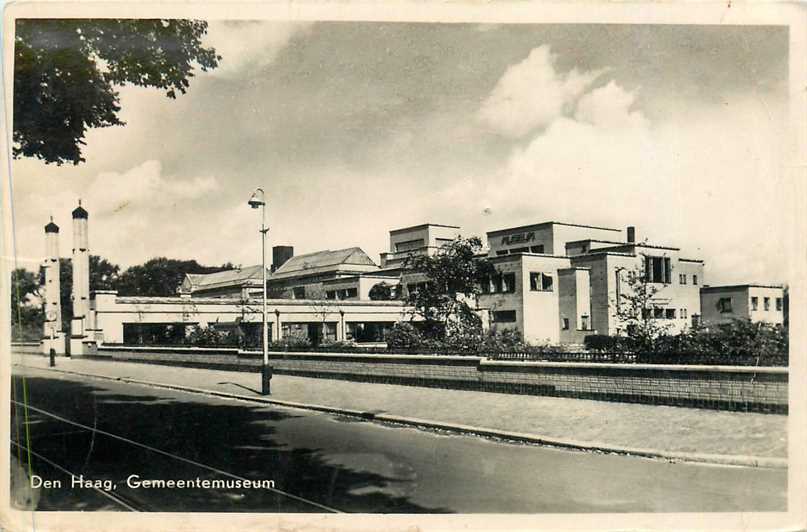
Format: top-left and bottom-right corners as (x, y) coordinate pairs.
(480, 359), (788, 375)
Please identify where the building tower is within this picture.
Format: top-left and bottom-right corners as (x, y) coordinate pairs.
(70, 200), (90, 354)
(42, 218), (65, 354)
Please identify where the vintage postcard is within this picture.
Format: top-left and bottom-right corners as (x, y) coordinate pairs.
(1, 1), (805, 531)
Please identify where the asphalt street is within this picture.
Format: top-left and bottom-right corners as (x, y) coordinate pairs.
(10, 368), (787, 513)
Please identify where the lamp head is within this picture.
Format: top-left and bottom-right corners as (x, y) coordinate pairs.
(248, 188), (266, 209)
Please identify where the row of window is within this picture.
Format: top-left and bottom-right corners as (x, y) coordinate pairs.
(325, 288), (358, 300)
(640, 307), (690, 320)
(561, 316), (590, 330)
(480, 272), (554, 294)
(719, 296), (784, 313)
(495, 244), (545, 256)
(677, 273), (699, 285)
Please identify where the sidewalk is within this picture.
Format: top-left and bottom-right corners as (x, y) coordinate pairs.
(12, 354), (787, 463)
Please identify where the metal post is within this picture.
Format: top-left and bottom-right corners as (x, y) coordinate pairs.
(261, 198), (271, 395)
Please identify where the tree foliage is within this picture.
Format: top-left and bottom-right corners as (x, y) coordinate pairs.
(59, 255), (121, 324)
(612, 264), (672, 351)
(14, 19), (219, 165)
(115, 257), (235, 297)
(402, 236), (495, 339)
(368, 282), (395, 301)
(11, 268), (43, 341)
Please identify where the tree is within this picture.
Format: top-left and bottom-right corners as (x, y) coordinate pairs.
(368, 281), (396, 301)
(10, 268), (43, 341)
(612, 264), (672, 352)
(402, 236), (496, 339)
(59, 255), (121, 324)
(14, 19), (219, 165)
(115, 257), (235, 297)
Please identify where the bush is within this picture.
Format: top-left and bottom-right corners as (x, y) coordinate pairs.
(185, 325), (238, 347)
(584, 334), (635, 352)
(386, 322), (425, 348)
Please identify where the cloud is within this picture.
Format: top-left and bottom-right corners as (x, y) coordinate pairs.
(16, 161), (222, 268)
(448, 81), (789, 285)
(202, 21), (312, 78)
(575, 80), (647, 129)
(477, 45), (604, 138)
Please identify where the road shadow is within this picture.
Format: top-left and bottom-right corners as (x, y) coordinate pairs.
(11, 374), (449, 513)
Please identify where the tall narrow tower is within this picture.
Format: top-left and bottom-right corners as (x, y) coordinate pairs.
(71, 200), (90, 343)
(42, 218), (64, 353)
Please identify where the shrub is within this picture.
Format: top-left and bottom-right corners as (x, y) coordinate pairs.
(584, 334), (635, 352)
(185, 325), (237, 347)
(386, 322), (425, 348)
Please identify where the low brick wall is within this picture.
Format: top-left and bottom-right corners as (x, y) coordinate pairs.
(96, 345), (788, 413)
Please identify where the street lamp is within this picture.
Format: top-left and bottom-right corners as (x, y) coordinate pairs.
(248, 188), (271, 395)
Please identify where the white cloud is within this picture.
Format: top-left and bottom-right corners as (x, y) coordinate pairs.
(202, 21), (312, 78)
(477, 45), (604, 138)
(575, 80), (647, 129)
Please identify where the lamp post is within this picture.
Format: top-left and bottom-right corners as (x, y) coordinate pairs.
(248, 188), (271, 395)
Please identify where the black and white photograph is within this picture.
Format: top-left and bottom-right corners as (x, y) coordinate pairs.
(2, 2), (805, 530)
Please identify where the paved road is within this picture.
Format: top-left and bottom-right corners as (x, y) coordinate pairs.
(10, 368), (787, 513)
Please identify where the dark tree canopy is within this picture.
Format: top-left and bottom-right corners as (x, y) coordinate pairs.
(59, 255), (121, 324)
(14, 19), (219, 165)
(115, 257), (235, 297)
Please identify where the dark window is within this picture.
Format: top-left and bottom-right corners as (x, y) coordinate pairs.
(776, 297), (783, 311)
(511, 247), (530, 254)
(680, 308), (688, 319)
(502, 272), (516, 293)
(326, 291), (336, 299)
(692, 314), (700, 327)
(645, 256), (672, 284)
(496, 250), (508, 256)
(529, 272), (553, 291)
(346, 287), (358, 299)
(665, 308), (676, 319)
(642, 308), (651, 319)
(530, 245), (545, 253)
(751, 297), (758, 311)
(493, 310), (517, 323)
(654, 307), (664, 319)
(492, 275), (503, 293)
(717, 297), (733, 313)
(292, 287), (306, 299)
(679, 274), (687, 285)
(562, 318), (570, 330)
(480, 277), (491, 294)
(764, 297), (770, 311)
(693, 274), (698, 285)
(581, 315), (589, 330)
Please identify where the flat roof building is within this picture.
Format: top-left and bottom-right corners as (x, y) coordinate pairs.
(700, 284), (786, 326)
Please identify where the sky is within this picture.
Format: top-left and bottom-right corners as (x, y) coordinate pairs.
(10, 21), (791, 286)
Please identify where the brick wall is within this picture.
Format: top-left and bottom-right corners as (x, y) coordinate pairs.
(97, 346), (787, 413)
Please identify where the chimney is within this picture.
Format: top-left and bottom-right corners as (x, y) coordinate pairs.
(272, 245), (294, 273)
(626, 226), (636, 244)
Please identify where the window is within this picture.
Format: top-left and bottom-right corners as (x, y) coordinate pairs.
(511, 247), (530, 254)
(776, 297), (783, 311)
(492, 275), (503, 293)
(717, 297), (733, 313)
(529, 272), (554, 291)
(502, 272), (516, 293)
(644, 256), (672, 284)
(496, 250), (508, 256)
(326, 290), (336, 300)
(562, 317), (570, 330)
(764, 297), (770, 311)
(493, 310), (517, 323)
(691, 314), (700, 327)
(679, 273), (687, 285)
(680, 308), (688, 319)
(346, 287), (358, 299)
(292, 286), (306, 299)
(654, 307), (664, 319)
(395, 239), (424, 252)
(642, 308), (651, 320)
(530, 245), (545, 253)
(693, 274), (698, 285)
(751, 297), (758, 311)
(664, 308), (676, 319)
(581, 315), (590, 330)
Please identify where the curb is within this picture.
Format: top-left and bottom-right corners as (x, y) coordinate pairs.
(14, 363), (788, 470)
